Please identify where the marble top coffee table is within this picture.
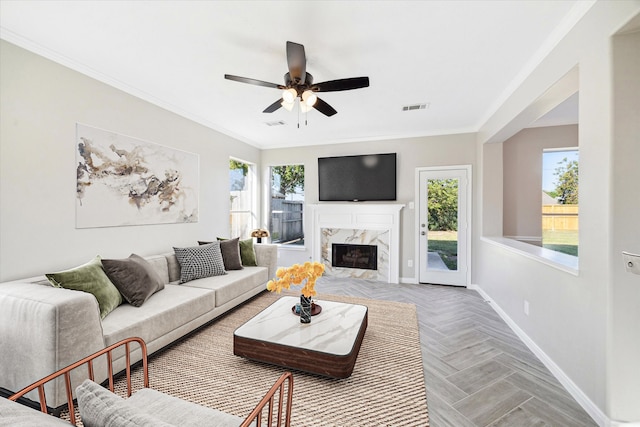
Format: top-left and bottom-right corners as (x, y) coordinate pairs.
(233, 296), (368, 378)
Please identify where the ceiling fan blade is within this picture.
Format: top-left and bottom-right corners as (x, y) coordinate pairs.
(313, 97), (337, 117)
(286, 41), (306, 84)
(224, 74), (283, 89)
(263, 98), (283, 113)
(313, 77), (370, 92)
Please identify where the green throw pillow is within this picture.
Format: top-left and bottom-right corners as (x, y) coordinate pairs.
(239, 238), (258, 266)
(46, 256), (122, 319)
(216, 237), (257, 266)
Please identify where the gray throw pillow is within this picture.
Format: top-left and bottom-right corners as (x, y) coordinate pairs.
(199, 238), (243, 270)
(102, 254), (165, 307)
(173, 242), (226, 283)
(215, 237), (258, 266)
(46, 256), (122, 319)
(76, 379), (172, 427)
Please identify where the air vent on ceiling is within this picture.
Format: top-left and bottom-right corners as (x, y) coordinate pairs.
(265, 120), (286, 127)
(402, 103), (429, 111)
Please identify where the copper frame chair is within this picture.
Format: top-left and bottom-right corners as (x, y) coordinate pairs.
(9, 337), (293, 427)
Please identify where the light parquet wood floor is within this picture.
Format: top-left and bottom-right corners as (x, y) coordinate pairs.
(315, 277), (598, 427)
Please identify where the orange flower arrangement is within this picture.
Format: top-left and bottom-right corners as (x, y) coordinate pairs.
(266, 262), (325, 298)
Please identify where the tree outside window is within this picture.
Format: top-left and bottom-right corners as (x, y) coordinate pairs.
(542, 149), (579, 256)
(269, 165), (304, 245)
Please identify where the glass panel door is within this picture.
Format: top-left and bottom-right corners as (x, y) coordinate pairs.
(427, 178), (459, 271)
(418, 167), (470, 286)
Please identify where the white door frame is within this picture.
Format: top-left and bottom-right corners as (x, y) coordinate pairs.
(414, 165), (472, 286)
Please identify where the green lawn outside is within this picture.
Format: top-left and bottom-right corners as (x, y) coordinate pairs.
(428, 230), (458, 270)
(428, 229), (578, 268)
(542, 229), (579, 256)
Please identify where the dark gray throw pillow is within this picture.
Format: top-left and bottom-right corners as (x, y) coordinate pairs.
(199, 238), (243, 271)
(174, 242), (226, 283)
(213, 237), (258, 267)
(102, 254), (165, 307)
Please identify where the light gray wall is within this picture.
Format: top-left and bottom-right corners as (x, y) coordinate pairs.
(502, 125), (578, 239)
(260, 134), (476, 280)
(610, 27), (640, 422)
(477, 2), (640, 423)
(0, 40), (261, 281)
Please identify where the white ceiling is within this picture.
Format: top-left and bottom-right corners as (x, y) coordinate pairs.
(0, 1), (592, 149)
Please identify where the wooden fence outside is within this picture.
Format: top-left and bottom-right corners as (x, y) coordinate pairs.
(270, 199), (304, 243)
(542, 204), (579, 231)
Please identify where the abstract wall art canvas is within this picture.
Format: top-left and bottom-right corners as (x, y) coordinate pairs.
(76, 124), (199, 228)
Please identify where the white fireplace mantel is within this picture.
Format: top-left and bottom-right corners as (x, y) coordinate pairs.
(308, 203), (404, 283)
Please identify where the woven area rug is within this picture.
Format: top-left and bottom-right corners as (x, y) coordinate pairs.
(116, 292), (429, 426)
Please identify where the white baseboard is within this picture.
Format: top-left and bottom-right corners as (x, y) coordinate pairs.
(468, 284), (612, 427)
(610, 421), (640, 427)
(399, 276), (418, 284)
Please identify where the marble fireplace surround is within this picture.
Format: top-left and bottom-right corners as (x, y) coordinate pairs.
(309, 204), (404, 283)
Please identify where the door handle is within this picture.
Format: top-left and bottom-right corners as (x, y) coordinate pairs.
(421, 231), (426, 236)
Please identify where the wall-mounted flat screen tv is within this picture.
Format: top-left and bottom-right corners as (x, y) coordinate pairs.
(318, 153), (397, 201)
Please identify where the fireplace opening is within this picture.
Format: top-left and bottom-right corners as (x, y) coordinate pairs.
(332, 244), (378, 270)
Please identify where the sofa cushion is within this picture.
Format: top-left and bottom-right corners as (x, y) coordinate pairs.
(181, 267), (268, 307)
(141, 254), (170, 284)
(102, 254), (164, 307)
(101, 284), (215, 347)
(0, 395), (71, 426)
(173, 242), (225, 283)
(45, 256), (122, 319)
(128, 387), (247, 427)
(164, 253), (181, 283)
(76, 380), (173, 427)
(200, 238), (243, 271)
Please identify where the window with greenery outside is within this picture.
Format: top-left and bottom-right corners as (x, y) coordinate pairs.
(270, 165), (304, 245)
(542, 150), (579, 256)
(229, 159), (254, 239)
(427, 178), (459, 270)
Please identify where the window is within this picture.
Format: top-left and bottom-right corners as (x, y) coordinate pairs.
(229, 159), (255, 239)
(269, 165), (304, 246)
(542, 149), (579, 256)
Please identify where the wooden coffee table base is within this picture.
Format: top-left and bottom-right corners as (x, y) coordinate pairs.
(234, 308), (367, 379)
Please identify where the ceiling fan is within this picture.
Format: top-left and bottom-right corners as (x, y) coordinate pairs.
(224, 41), (369, 117)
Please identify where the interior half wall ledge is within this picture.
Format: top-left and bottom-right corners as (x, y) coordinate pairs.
(481, 236), (579, 275)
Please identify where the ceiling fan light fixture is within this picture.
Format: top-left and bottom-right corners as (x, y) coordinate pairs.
(300, 102), (313, 113)
(302, 90), (317, 107)
(282, 88), (297, 103)
(281, 100), (295, 111)
(225, 42), (369, 119)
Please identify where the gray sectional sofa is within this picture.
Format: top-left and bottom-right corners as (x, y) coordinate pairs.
(0, 243), (277, 408)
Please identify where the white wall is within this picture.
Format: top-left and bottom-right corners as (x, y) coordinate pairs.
(0, 40), (261, 281)
(503, 125), (578, 239)
(261, 134), (476, 279)
(477, 1), (640, 424)
(610, 27), (640, 422)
